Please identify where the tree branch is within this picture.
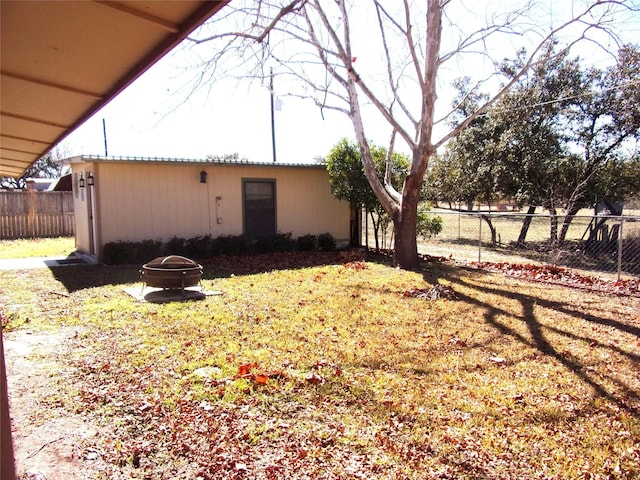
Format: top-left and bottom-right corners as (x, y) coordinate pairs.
(384, 129), (403, 203)
(433, 1), (625, 150)
(374, 1), (418, 129)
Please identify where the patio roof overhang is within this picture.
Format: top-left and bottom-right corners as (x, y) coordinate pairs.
(0, 0), (228, 179)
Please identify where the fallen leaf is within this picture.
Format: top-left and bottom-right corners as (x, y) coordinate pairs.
(253, 374), (269, 385)
(238, 362), (258, 377)
(306, 372), (324, 385)
(268, 370), (287, 380)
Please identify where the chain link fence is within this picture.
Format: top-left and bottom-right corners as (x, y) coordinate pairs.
(363, 210), (640, 280)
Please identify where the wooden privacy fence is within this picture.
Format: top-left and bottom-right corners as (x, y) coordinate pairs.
(0, 191), (74, 239)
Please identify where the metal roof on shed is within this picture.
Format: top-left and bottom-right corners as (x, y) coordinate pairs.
(66, 155), (328, 169)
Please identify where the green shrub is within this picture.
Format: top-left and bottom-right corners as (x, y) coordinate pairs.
(318, 232), (336, 251)
(252, 232), (295, 254)
(139, 239), (163, 260)
(102, 240), (162, 265)
(272, 232), (295, 252)
(185, 235), (213, 259)
(102, 232), (328, 264)
(211, 235), (248, 256)
(417, 204), (443, 239)
(166, 236), (187, 256)
(102, 241), (135, 265)
(296, 234), (317, 251)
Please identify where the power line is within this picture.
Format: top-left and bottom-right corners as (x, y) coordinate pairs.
(479, 77), (640, 117)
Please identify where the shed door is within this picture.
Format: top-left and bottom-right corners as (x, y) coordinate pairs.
(243, 180), (276, 238)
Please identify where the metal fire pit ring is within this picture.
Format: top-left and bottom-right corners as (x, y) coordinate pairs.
(140, 255), (203, 295)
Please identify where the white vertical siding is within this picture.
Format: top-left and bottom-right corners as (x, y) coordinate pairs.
(275, 167), (349, 237)
(99, 163), (213, 243)
(77, 160), (350, 254)
(72, 167), (91, 253)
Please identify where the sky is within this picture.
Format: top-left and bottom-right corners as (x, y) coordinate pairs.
(61, 1), (638, 164)
(63, 58), (358, 163)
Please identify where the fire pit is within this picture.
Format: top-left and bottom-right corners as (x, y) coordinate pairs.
(140, 255), (203, 294)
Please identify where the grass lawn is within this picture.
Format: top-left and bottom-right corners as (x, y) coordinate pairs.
(0, 236), (75, 259)
(1, 246), (639, 479)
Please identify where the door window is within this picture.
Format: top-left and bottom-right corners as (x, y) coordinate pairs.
(243, 180), (276, 237)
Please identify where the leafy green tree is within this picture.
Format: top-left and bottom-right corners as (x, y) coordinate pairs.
(421, 152), (454, 208)
(186, 1), (633, 268)
(597, 154), (640, 203)
(326, 138), (408, 250)
(492, 46), (584, 244)
(556, 44), (640, 243)
(431, 78), (492, 211)
(326, 139), (372, 209)
(437, 44), (640, 246)
(438, 77), (512, 243)
(205, 153), (247, 162)
(0, 152), (63, 190)
(416, 203), (443, 240)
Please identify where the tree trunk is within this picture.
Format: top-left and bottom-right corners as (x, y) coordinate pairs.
(341, 0), (441, 270)
(393, 209), (419, 269)
(370, 211), (380, 251)
(349, 206), (361, 247)
(549, 207), (558, 247)
(516, 205), (536, 247)
(364, 208), (369, 249)
(392, 178), (421, 269)
(381, 217), (390, 250)
(481, 214), (498, 244)
(558, 204), (581, 245)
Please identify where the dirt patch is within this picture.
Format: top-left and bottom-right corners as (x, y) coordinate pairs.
(4, 328), (106, 480)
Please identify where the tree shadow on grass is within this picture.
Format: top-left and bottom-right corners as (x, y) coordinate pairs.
(47, 251), (639, 417)
(49, 249), (373, 293)
(37, 254), (639, 478)
(48, 264), (142, 293)
(420, 264), (640, 416)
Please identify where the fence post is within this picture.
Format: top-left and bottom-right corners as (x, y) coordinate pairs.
(478, 214), (482, 263)
(364, 208), (369, 249)
(617, 216), (624, 281)
(27, 189), (36, 238)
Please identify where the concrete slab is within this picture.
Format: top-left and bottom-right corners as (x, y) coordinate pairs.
(0, 253), (97, 270)
(123, 286), (223, 303)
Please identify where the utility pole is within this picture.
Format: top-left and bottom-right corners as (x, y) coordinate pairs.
(102, 118), (109, 156)
(270, 68), (276, 163)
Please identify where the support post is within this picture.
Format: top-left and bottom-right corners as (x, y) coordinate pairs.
(617, 216), (624, 281)
(270, 68), (276, 163)
(478, 214), (482, 263)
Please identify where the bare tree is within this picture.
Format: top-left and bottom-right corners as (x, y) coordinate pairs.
(185, 0), (635, 269)
(0, 145), (68, 190)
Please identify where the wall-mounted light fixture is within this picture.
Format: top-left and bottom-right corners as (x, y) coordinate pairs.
(200, 170), (208, 184)
(79, 175), (85, 188)
(87, 173), (94, 187)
